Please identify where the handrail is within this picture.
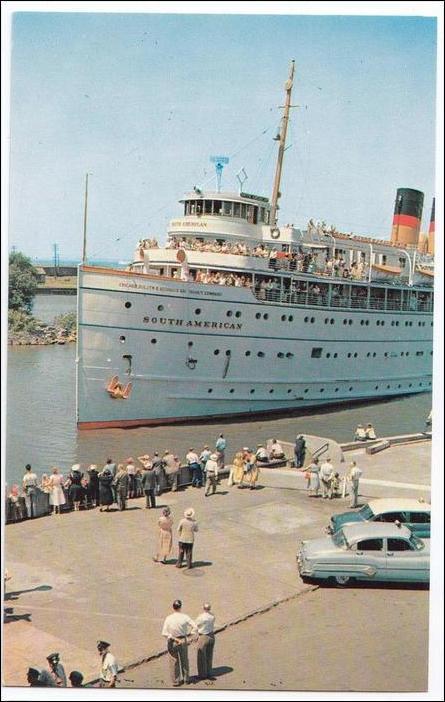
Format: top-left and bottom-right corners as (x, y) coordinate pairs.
(312, 442), (330, 460)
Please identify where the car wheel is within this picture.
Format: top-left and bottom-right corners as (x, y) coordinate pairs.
(334, 574), (351, 586)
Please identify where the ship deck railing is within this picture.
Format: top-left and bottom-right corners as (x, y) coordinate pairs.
(252, 288), (433, 313)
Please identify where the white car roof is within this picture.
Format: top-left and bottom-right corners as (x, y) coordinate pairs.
(367, 498), (430, 514)
(342, 522), (413, 540)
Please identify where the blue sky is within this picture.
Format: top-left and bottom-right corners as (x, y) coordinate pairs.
(8, 11), (438, 261)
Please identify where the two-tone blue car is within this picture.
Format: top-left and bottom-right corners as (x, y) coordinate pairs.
(297, 522), (430, 586)
(328, 498), (430, 539)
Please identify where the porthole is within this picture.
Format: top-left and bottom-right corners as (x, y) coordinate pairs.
(349, 387), (353, 392)
(430, 351), (433, 355)
(330, 319), (335, 325)
(310, 317), (315, 324)
(119, 335), (126, 343)
(366, 320), (369, 326)
(264, 313), (269, 320)
(208, 388), (213, 393)
(289, 315), (294, 322)
(343, 319), (348, 325)
(287, 389), (292, 394)
(226, 310), (233, 317)
(286, 352), (294, 358)
(353, 353), (358, 358)
(348, 320), (353, 325)
(304, 316), (309, 323)
(372, 352), (377, 357)
(335, 388), (339, 392)
(347, 353), (352, 358)
(419, 382), (422, 387)
(245, 350), (251, 357)
(391, 321), (395, 326)
(277, 352), (284, 358)
(366, 352), (371, 358)
(195, 308), (201, 315)
(125, 301), (132, 309)
(304, 389), (309, 394)
(226, 350), (231, 356)
(384, 353), (388, 357)
(326, 353), (331, 358)
(188, 341), (193, 347)
(151, 338), (157, 344)
(361, 320), (365, 326)
(408, 383), (412, 388)
(281, 315), (287, 322)
(157, 304), (164, 311)
(250, 389), (255, 394)
(333, 353), (338, 358)
(387, 384), (391, 389)
(375, 385), (379, 390)
(377, 321), (380, 326)
(401, 352), (404, 357)
(255, 313), (261, 319)
(381, 321), (385, 326)
(398, 384), (402, 388)
(269, 389), (274, 394)
(319, 388), (324, 393)
(229, 388), (234, 393)
(257, 351), (265, 358)
(325, 318), (330, 324)
(235, 311), (241, 318)
(406, 352), (410, 356)
(214, 349), (220, 356)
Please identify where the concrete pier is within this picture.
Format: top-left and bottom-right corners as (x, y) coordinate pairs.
(3, 437), (432, 687)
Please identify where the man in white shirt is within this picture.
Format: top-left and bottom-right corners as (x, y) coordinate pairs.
(97, 641), (118, 688)
(186, 448), (202, 488)
(195, 603), (216, 681)
(348, 461), (363, 508)
(320, 458), (334, 499)
(22, 464), (38, 518)
(162, 600), (198, 686)
(255, 444), (269, 463)
(270, 439), (285, 460)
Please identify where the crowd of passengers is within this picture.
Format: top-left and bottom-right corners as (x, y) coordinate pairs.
(138, 236), (369, 281)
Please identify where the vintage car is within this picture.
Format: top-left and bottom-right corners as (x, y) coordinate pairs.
(328, 498), (430, 538)
(297, 522), (430, 586)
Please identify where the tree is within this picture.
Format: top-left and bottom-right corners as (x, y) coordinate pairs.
(8, 251), (39, 312)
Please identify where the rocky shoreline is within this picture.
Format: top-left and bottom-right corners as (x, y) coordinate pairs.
(8, 321), (77, 346)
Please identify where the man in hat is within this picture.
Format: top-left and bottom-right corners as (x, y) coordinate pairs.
(161, 600), (198, 686)
(348, 461), (363, 508)
(140, 458), (157, 509)
(176, 509), (199, 569)
(255, 444), (269, 464)
(27, 667), (55, 687)
(46, 652), (67, 687)
(294, 435), (306, 469)
(97, 641), (118, 688)
(204, 454), (219, 496)
(354, 424), (367, 441)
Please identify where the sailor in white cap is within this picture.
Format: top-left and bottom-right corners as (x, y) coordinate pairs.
(204, 453), (219, 497)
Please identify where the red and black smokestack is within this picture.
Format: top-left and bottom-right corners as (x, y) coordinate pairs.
(428, 197), (435, 254)
(391, 188), (424, 247)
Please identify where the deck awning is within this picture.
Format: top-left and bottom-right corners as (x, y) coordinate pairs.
(371, 264), (402, 274)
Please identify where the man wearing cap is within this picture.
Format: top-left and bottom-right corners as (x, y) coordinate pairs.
(46, 652), (67, 687)
(141, 459), (157, 509)
(161, 600), (198, 686)
(97, 641), (118, 688)
(195, 603), (216, 681)
(204, 454), (219, 496)
(176, 509), (199, 569)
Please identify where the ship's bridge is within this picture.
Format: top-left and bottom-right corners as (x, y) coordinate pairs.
(168, 190), (300, 244)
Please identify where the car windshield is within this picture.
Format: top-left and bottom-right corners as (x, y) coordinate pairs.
(358, 504), (374, 519)
(332, 530), (348, 549)
(409, 534), (425, 551)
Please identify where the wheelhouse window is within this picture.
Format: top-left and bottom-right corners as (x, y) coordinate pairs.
(233, 202), (241, 218)
(204, 200), (212, 214)
(213, 200), (222, 214)
(223, 201), (233, 216)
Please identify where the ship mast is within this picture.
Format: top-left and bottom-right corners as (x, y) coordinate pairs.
(269, 60), (295, 228)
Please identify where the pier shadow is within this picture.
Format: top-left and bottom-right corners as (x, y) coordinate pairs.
(5, 584), (52, 601)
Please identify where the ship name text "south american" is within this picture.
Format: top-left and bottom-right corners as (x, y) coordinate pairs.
(142, 316), (242, 330)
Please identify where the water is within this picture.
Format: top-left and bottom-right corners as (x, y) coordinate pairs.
(6, 296), (432, 486)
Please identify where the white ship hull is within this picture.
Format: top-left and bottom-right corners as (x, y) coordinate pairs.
(76, 266), (433, 429)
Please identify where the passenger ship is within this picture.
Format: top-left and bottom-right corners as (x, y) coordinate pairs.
(76, 62), (434, 429)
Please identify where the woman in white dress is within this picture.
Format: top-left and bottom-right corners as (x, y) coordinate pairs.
(48, 467), (66, 515)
